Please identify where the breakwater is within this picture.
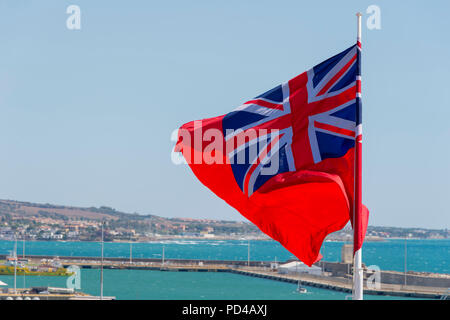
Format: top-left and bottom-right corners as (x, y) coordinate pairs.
(3, 254), (448, 299)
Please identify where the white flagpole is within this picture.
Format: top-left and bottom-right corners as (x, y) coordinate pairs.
(352, 12), (364, 301)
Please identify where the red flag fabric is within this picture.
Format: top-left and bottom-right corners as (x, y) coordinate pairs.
(175, 44), (369, 266)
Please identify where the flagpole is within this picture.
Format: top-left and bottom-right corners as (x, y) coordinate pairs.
(352, 12), (364, 300)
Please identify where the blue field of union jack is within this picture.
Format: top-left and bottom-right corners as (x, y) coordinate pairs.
(221, 43), (361, 196)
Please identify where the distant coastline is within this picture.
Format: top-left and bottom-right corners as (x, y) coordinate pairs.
(0, 199), (448, 243)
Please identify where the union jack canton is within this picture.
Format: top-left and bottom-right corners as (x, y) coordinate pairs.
(221, 44), (361, 197)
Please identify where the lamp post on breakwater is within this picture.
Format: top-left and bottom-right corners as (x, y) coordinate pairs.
(130, 233), (133, 265)
(128, 222), (133, 264)
(404, 237), (408, 286)
(162, 245), (165, 266)
(247, 239), (250, 267)
(22, 232), (26, 290)
(13, 233), (17, 294)
(100, 220), (105, 300)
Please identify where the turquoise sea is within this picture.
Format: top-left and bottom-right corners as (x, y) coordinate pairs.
(0, 239), (448, 300)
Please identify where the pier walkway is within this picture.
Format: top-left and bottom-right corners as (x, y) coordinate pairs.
(231, 268), (449, 300)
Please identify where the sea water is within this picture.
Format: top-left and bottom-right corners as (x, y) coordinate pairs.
(0, 239), (448, 299)
(0, 239), (448, 273)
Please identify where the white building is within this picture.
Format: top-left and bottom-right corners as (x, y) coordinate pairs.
(277, 261), (322, 276)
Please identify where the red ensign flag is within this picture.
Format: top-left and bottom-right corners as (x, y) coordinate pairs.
(176, 44), (369, 266)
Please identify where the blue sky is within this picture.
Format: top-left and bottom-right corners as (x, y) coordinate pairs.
(0, 0), (449, 228)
